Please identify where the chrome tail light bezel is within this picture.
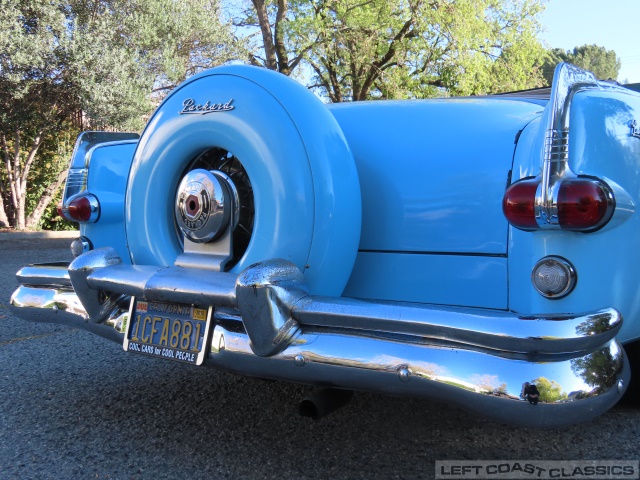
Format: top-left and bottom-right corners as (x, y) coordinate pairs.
(504, 175), (616, 233)
(504, 63), (634, 233)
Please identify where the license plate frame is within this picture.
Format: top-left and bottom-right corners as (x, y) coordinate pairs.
(122, 297), (212, 365)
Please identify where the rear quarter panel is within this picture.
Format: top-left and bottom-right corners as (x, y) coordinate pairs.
(81, 141), (137, 264)
(510, 89), (640, 343)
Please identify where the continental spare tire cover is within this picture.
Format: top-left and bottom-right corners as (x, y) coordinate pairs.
(125, 65), (361, 296)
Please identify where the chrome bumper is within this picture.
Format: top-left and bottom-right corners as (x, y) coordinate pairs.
(10, 248), (629, 427)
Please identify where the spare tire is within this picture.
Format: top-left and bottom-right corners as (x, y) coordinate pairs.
(125, 65), (361, 296)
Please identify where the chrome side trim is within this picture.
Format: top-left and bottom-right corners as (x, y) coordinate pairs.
(536, 63), (626, 228)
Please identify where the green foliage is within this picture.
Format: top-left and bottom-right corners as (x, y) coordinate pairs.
(125, 0), (242, 96)
(239, 0), (547, 101)
(532, 377), (567, 403)
(0, 0), (240, 229)
(541, 44), (621, 85)
(24, 125), (77, 231)
(571, 349), (620, 394)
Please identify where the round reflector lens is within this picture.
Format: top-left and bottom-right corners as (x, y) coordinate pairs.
(70, 236), (92, 257)
(531, 256), (576, 299)
(503, 179), (539, 230)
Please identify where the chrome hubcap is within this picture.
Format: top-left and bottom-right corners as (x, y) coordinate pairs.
(175, 169), (230, 243)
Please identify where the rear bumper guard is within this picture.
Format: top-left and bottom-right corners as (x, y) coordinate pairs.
(10, 248), (629, 427)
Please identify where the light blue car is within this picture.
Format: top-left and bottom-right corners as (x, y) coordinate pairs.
(11, 63), (640, 426)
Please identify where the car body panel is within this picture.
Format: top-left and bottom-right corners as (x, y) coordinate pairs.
(329, 99), (544, 255)
(343, 252), (507, 309)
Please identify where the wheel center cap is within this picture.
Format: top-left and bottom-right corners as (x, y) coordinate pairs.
(185, 194), (200, 218)
(175, 169), (230, 243)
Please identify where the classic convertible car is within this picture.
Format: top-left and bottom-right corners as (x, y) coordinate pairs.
(10, 63), (640, 426)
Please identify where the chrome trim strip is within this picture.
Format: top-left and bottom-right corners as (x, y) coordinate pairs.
(536, 63), (628, 228)
(9, 282), (629, 427)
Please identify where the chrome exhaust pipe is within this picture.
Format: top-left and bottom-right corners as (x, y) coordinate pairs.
(299, 388), (354, 419)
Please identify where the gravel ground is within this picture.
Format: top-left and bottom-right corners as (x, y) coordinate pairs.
(1, 237), (639, 480)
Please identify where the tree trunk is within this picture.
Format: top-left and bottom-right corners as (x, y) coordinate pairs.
(25, 169), (68, 229)
(252, 0), (278, 71)
(274, 0), (290, 75)
(0, 196), (10, 228)
(16, 195), (26, 230)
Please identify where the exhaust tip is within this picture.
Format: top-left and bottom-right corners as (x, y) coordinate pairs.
(299, 388), (354, 420)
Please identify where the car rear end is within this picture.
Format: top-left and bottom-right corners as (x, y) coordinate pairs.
(9, 63), (634, 426)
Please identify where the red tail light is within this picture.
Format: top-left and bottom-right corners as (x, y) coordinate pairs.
(64, 194), (100, 223)
(502, 179), (539, 230)
(557, 179), (613, 231)
(68, 196), (92, 222)
(503, 177), (614, 232)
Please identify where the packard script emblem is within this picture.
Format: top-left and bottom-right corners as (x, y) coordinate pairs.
(180, 98), (234, 115)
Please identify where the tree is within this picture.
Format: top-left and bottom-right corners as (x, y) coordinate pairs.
(238, 0), (547, 101)
(531, 377), (567, 403)
(0, 0), (239, 229)
(571, 349), (621, 395)
(231, 0), (313, 76)
(541, 44), (621, 86)
(132, 0), (243, 97)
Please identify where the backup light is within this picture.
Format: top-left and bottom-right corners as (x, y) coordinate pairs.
(531, 256), (576, 299)
(70, 236), (92, 257)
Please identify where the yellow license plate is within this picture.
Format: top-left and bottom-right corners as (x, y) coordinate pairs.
(123, 298), (212, 365)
